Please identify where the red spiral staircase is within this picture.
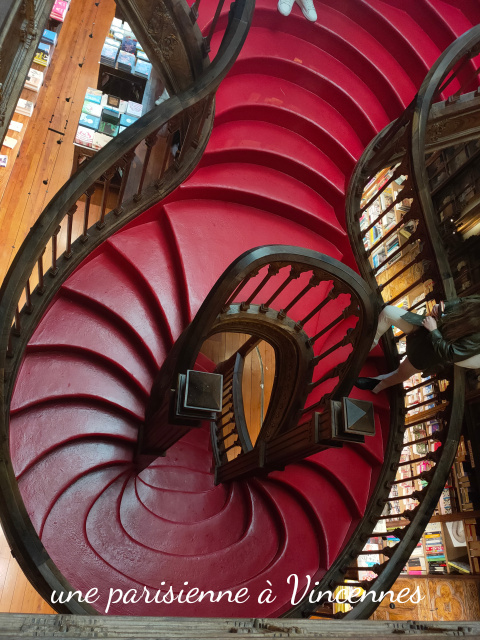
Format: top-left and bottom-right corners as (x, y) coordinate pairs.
(1, 0), (480, 622)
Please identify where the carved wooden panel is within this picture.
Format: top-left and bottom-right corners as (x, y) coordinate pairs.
(372, 576), (480, 621)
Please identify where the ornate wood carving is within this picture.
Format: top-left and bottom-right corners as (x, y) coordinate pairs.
(0, 0), (55, 142)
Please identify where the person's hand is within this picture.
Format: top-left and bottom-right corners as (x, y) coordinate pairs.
(423, 316), (437, 332)
(430, 304), (440, 319)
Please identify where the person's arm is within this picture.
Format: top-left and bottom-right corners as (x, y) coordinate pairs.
(443, 298), (461, 314)
(430, 331), (480, 363)
(423, 317), (480, 362)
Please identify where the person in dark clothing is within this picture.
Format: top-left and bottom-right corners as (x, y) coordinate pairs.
(355, 296), (480, 394)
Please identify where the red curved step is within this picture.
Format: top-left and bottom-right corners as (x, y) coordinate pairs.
(10, 0), (478, 617)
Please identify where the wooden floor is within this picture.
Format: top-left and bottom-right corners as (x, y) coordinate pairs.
(0, 0), (117, 615)
(201, 333), (276, 446)
(0, 0), (116, 284)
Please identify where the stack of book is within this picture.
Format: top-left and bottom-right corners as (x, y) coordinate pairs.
(121, 35), (137, 54)
(134, 59), (152, 79)
(75, 89), (143, 150)
(117, 50), (135, 73)
(41, 28), (58, 47)
(34, 43), (52, 67)
(101, 18), (151, 80)
(93, 132), (112, 150)
(15, 98), (35, 117)
(75, 125), (95, 148)
(101, 43), (118, 67)
(50, 0), (69, 22)
(425, 529), (447, 574)
(25, 68), (44, 93)
(82, 99), (102, 119)
(126, 101), (143, 118)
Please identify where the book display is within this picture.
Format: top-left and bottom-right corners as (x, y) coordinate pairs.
(74, 86), (143, 154)
(73, 14), (153, 165)
(50, 0), (70, 22)
(97, 18), (152, 104)
(341, 152), (480, 598)
(2, 24), (61, 172)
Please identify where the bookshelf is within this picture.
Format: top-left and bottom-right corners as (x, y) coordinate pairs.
(353, 152), (480, 589)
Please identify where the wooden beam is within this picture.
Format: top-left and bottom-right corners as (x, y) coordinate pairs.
(426, 90), (480, 152)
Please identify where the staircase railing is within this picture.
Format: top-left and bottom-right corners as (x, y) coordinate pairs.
(289, 26), (480, 620)
(142, 245), (378, 482)
(0, 0), (254, 613)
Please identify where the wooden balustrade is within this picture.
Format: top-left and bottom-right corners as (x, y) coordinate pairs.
(0, 0), (254, 613)
(305, 25), (480, 623)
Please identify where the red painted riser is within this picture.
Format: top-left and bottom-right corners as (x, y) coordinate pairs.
(10, 0), (479, 617)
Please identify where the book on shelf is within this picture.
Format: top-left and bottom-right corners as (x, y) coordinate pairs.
(105, 37), (120, 49)
(98, 121), (119, 137)
(120, 35), (137, 54)
(117, 50), (136, 73)
(85, 87), (103, 105)
(137, 50), (149, 62)
(120, 113), (139, 127)
(119, 100), (128, 114)
(15, 98), (34, 117)
(8, 120), (23, 133)
(111, 17), (123, 29)
(92, 131), (112, 150)
(106, 94), (121, 108)
(448, 560), (470, 574)
(126, 101), (143, 118)
(125, 101), (143, 118)
(41, 28), (58, 47)
(25, 68), (44, 92)
(82, 100), (102, 118)
(101, 106), (120, 124)
(50, 0), (68, 21)
(100, 43), (118, 66)
(79, 112), (100, 130)
(34, 42), (51, 67)
(0, 155), (7, 168)
(134, 59), (152, 79)
(2, 136), (17, 150)
(75, 125), (94, 148)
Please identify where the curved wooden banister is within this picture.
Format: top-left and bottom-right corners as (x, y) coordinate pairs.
(309, 26), (480, 621)
(0, 0), (254, 613)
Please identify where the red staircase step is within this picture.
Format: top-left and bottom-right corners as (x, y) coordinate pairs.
(62, 251), (169, 368)
(27, 294), (154, 392)
(161, 199), (344, 319)
(10, 402), (139, 477)
(222, 27), (390, 138)
(11, 352), (145, 419)
(201, 121), (345, 211)
(213, 74), (364, 169)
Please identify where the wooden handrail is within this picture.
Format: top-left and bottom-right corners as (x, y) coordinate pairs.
(0, 0), (255, 614)
(298, 26), (480, 622)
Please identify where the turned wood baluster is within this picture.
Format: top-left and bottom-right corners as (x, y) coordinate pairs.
(279, 271), (321, 318)
(191, 96), (213, 149)
(190, 0), (202, 23)
(240, 264), (281, 311)
(25, 280), (33, 313)
(37, 248), (46, 294)
(97, 168), (116, 229)
(203, 0), (226, 54)
(134, 131), (159, 202)
(113, 150), (136, 215)
(7, 334), (13, 358)
(13, 305), (21, 336)
(174, 118), (194, 170)
(50, 225), (61, 275)
(64, 204), (78, 259)
(81, 186), (96, 241)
